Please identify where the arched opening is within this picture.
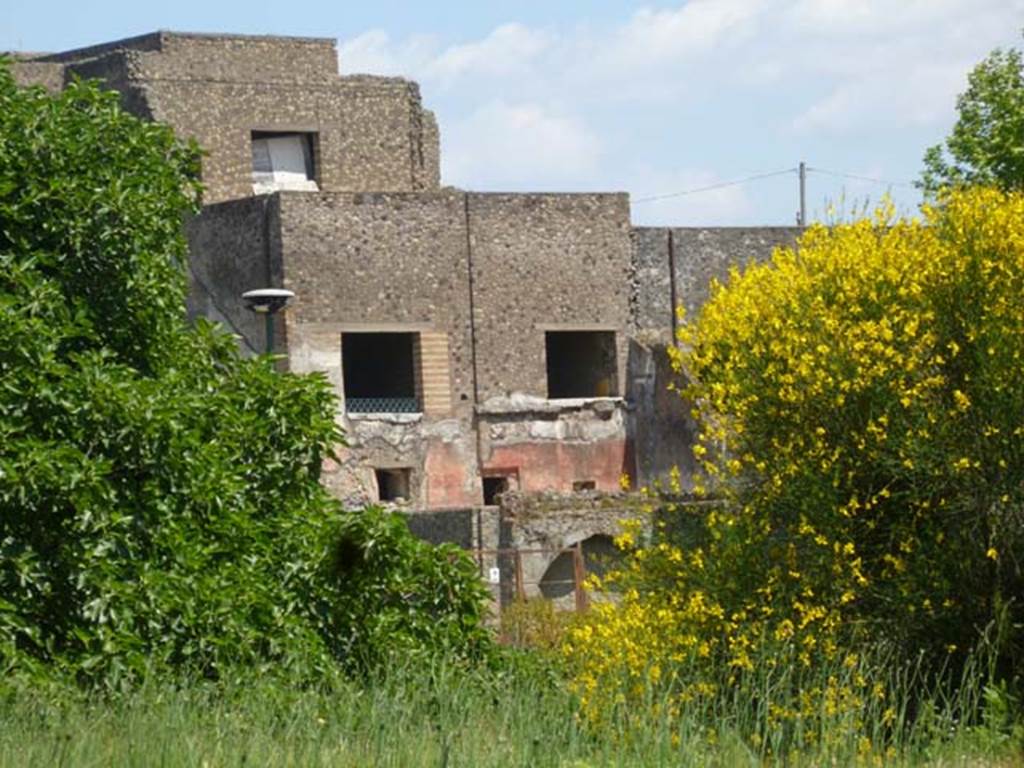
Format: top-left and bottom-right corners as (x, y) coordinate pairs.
(538, 534), (621, 600)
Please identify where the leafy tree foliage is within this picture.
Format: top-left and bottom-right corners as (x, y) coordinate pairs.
(920, 44), (1024, 196)
(0, 65), (491, 684)
(326, 507), (494, 671)
(676, 190), (1024, 665)
(568, 190), (1024, 730)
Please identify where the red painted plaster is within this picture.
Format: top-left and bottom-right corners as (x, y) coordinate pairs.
(483, 439), (632, 494)
(424, 442), (482, 508)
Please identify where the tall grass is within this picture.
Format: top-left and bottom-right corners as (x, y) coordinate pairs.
(0, 648), (1019, 767)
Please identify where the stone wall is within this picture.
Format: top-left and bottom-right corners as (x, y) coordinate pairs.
(272, 190), (479, 509)
(628, 227), (801, 488)
(499, 490), (642, 605)
(477, 396), (632, 494)
(465, 192), (634, 495)
(9, 58), (66, 92)
(630, 228), (676, 342)
(185, 195), (282, 354)
(267, 190), (643, 505)
(187, 193), (479, 512)
(188, 196), (801, 506)
(13, 32), (441, 203)
(128, 32), (337, 83)
(23, 32), (165, 64)
(401, 508), (476, 549)
(276, 190), (475, 409)
(185, 189), (641, 507)
(14, 30), (812, 528)
(632, 226), (801, 342)
(626, 339), (698, 489)
(468, 193), (633, 401)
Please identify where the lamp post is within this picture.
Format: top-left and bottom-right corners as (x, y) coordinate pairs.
(241, 288), (295, 355)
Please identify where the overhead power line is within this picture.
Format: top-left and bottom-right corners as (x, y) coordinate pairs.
(632, 162), (918, 226)
(807, 167), (916, 189)
(632, 168), (796, 204)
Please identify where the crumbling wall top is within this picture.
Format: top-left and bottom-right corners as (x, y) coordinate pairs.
(27, 31), (339, 85)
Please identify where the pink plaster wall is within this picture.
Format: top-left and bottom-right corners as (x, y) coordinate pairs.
(424, 442), (481, 508)
(483, 439), (632, 494)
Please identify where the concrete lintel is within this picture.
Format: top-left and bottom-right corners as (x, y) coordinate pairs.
(534, 323), (620, 332)
(346, 412), (423, 425)
(250, 123), (321, 134)
(476, 394), (626, 416)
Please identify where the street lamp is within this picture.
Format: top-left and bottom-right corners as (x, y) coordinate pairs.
(241, 288), (294, 355)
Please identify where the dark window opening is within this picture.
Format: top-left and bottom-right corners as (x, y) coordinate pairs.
(375, 468), (411, 502)
(342, 332), (420, 413)
(251, 130), (317, 191)
(483, 476), (509, 506)
(572, 480), (596, 492)
(545, 331), (618, 399)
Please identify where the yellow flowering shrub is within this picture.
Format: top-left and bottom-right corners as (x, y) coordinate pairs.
(565, 189), (1024, 747)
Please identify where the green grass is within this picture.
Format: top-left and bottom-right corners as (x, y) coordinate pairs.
(0, 655), (1020, 767)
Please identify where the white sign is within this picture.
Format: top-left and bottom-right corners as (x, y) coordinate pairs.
(488, 567), (501, 584)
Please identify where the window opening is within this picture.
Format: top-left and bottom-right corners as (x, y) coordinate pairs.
(342, 332), (420, 413)
(483, 477), (509, 506)
(572, 480), (596, 492)
(545, 331), (618, 399)
(375, 468), (411, 502)
(251, 131), (318, 193)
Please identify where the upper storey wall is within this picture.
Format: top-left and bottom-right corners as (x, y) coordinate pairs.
(632, 226), (802, 343)
(468, 193), (633, 402)
(129, 33), (337, 83)
(30, 31), (337, 82)
(12, 32), (441, 202)
(10, 59), (66, 92)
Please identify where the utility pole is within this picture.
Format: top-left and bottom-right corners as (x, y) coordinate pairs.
(798, 161), (807, 227)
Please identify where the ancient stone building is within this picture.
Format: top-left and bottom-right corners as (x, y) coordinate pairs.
(12, 31), (439, 201)
(13, 32), (801, 593)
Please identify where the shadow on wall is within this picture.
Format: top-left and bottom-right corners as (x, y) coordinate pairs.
(626, 338), (699, 490)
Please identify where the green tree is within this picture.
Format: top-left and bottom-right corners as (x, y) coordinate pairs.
(567, 190), (1024, 739)
(0, 62), (343, 683)
(920, 44), (1024, 196)
(326, 506), (493, 671)
(676, 190), (1024, 665)
(0, 64), (491, 684)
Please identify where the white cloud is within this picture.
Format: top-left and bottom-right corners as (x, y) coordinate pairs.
(443, 101), (602, 189)
(337, 23), (551, 87)
(785, 0), (997, 36)
(337, 1), (1024, 221)
(792, 62), (968, 134)
(337, 29), (437, 77)
(425, 23), (551, 84)
(558, 0), (766, 101)
(614, 0), (763, 61)
(778, 0), (1024, 133)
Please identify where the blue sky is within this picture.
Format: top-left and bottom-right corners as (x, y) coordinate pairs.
(4, 1), (1023, 225)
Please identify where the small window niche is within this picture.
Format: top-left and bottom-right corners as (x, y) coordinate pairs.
(572, 480), (596, 492)
(482, 469), (519, 506)
(545, 331), (618, 399)
(342, 332), (420, 414)
(251, 130), (318, 193)
(375, 468), (411, 503)
(482, 477), (507, 506)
